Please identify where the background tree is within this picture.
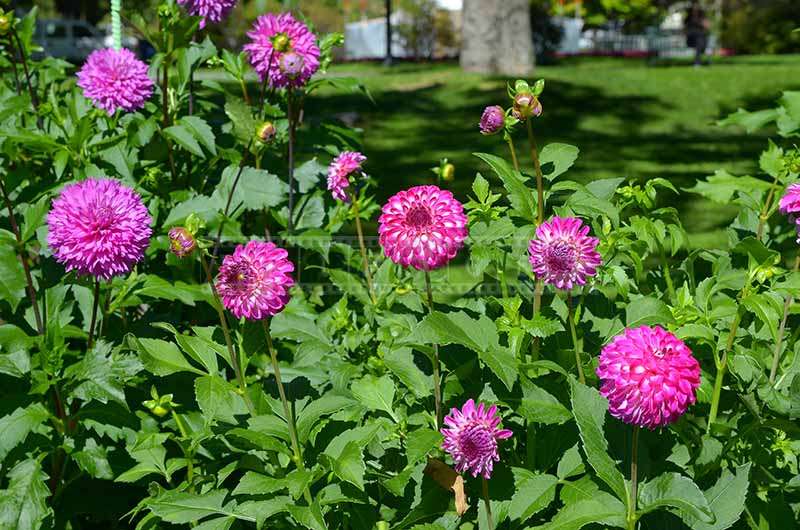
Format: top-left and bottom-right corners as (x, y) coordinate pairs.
(460, 0), (534, 76)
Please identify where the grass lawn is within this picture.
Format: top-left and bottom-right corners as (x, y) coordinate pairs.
(305, 55), (800, 241)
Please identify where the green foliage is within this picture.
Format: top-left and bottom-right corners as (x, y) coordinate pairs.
(1, 5), (799, 530)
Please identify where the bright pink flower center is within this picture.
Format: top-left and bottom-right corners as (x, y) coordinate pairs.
(405, 206), (433, 228)
(544, 241), (576, 273)
(458, 423), (495, 459)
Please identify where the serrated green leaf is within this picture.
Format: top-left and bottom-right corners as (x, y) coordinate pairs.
(195, 375), (247, 424)
(0, 458), (52, 530)
(540, 143), (579, 181)
(385, 348), (431, 398)
(474, 152), (536, 222)
(508, 468), (558, 523)
(519, 381), (571, 425)
(181, 116), (217, 155)
(0, 403), (49, 462)
(164, 124), (205, 157)
(131, 336), (204, 376)
(405, 428), (442, 465)
(331, 441), (366, 490)
(233, 472), (287, 496)
(638, 472), (714, 524)
(533, 494), (625, 529)
(351, 375), (398, 422)
(569, 378), (627, 504)
(681, 463), (751, 530)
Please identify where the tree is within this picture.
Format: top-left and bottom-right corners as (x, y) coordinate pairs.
(460, 0), (534, 76)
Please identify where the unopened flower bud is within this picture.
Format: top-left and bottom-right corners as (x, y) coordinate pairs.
(256, 121), (276, 143)
(512, 92), (542, 120)
(272, 33), (291, 53)
(168, 227), (196, 258)
(442, 163), (455, 182)
(479, 105), (505, 135)
(152, 405), (169, 417)
(279, 52), (304, 78)
(0, 14), (11, 35)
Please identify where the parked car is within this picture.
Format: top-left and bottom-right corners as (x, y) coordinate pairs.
(34, 19), (105, 63)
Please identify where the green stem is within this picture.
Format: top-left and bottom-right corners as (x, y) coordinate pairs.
(482, 477), (494, 530)
(530, 279), (543, 360)
(287, 91), (296, 234)
(505, 134), (520, 172)
(350, 190), (376, 304)
(770, 255), (800, 384)
(424, 271), (442, 429)
(707, 310), (742, 432)
(87, 279), (100, 349)
(525, 119), (544, 225)
(262, 319), (312, 504)
(627, 426), (640, 530)
(567, 294), (585, 384)
(660, 247), (676, 302)
(757, 175), (780, 241)
(200, 253), (255, 415)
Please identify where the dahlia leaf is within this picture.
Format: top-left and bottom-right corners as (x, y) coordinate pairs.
(568, 378), (628, 505)
(0, 403), (50, 462)
(130, 336), (206, 376)
(508, 468), (558, 523)
(351, 375), (399, 422)
(329, 441), (366, 491)
(624, 296), (674, 330)
(147, 489), (241, 524)
(0, 242), (26, 311)
(638, 472), (714, 524)
(194, 375), (247, 425)
(163, 124), (205, 158)
(224, 96), (257, 144)
(287, 501), (328, 530)
(180, 116), (217, 156)
(474, 152), (537, 223)
(539, 143), (579, 181)
(385, 347), (432, 399)
(519, 381), (571, 425)
(679, 463), (751, 530)
(295, 394), (358, 443)
(232, 472), (287, 497)
(533, 495), (626, 529)
(405, 428), (443, 465)
(0, 457), (52, 530)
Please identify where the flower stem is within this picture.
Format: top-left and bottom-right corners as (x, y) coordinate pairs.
(770, 255), (800, 384)
(212, 141), (253, 257)
(200, 252), (255, 416)
(482, 477), (494, 530)
(424, 270), (442, 429)
(627, 426), (640, 530)
(530, 279), (543, 360)
(0, 178), (43, 335)
(505, 134), (519, 172)
(660, 247), (676, 302)
(262, 319), (312, 504)
(525, 119), (544, 225)
(349, 190), (376, 304)
(756, 175), (780, 241)
(287, 90), (296, 234)
(87, 278), (101, 349)
(707, 310), (742, 432)
(11, 29), (42, 129)
(161, 56), (178, 183)
(567, 294), (585, 384)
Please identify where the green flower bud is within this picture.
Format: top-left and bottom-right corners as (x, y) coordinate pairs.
(0, 15), (12, 35)
(442, 163), (455, 182)
(512, 92), (542, 120)
(256, 121), (276, 143)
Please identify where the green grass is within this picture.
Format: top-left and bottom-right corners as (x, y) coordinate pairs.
(306, 55), (800, 239)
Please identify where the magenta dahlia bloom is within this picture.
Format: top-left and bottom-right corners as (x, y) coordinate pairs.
(47, 178), (152, 280)
(215, 241), (294, 320)
(480, 105), (505, 135)
(327, 151), (366, 202)
(244, 13), (320, 89)
(76, 48), (154, 114)
(779, 183), (800, 215)
(528, 216), (601, 290)
(176, 0), (237, 28)
(378, 185), (468, 271)
(597, 326), (701, 430)
(441, 399), (513, 479)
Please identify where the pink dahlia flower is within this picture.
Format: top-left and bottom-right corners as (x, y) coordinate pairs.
(76, 48), (154, 114)
(378, 185), (468, 271)
(327, 151), (366, 202)
(597, 325), (701, 430)
(47, 178), (152, 280)
(528, 216), (601, 290)
(244, 13), (320, 89)
(176, 0), (237, 28)
(441, 399), (513, 479)
(215, 241), (294, 320)
(779, 183), (800, 215)
(479, 105), (505, 135)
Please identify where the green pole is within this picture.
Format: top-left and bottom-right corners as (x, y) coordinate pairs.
(111, 0), (122, 50)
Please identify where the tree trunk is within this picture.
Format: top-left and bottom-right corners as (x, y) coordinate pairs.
(460, 0), (534, 76)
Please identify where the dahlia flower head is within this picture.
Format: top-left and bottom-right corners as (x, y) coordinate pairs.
(47, 178), (152, 280)
(327, 151), (366, 202)
(779, 183), (800, 216)
(597, 325), (701, 430)
(441, 399), (513, 479)
(378, 185), (468, 271)
(77, 48), (154, 114)
(244, 12), (320, 89)
(177, 0), (237, 28)
(479, 105), (505, 135)
(528, 216), (602, 290)
(215, 241), (294, 320)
